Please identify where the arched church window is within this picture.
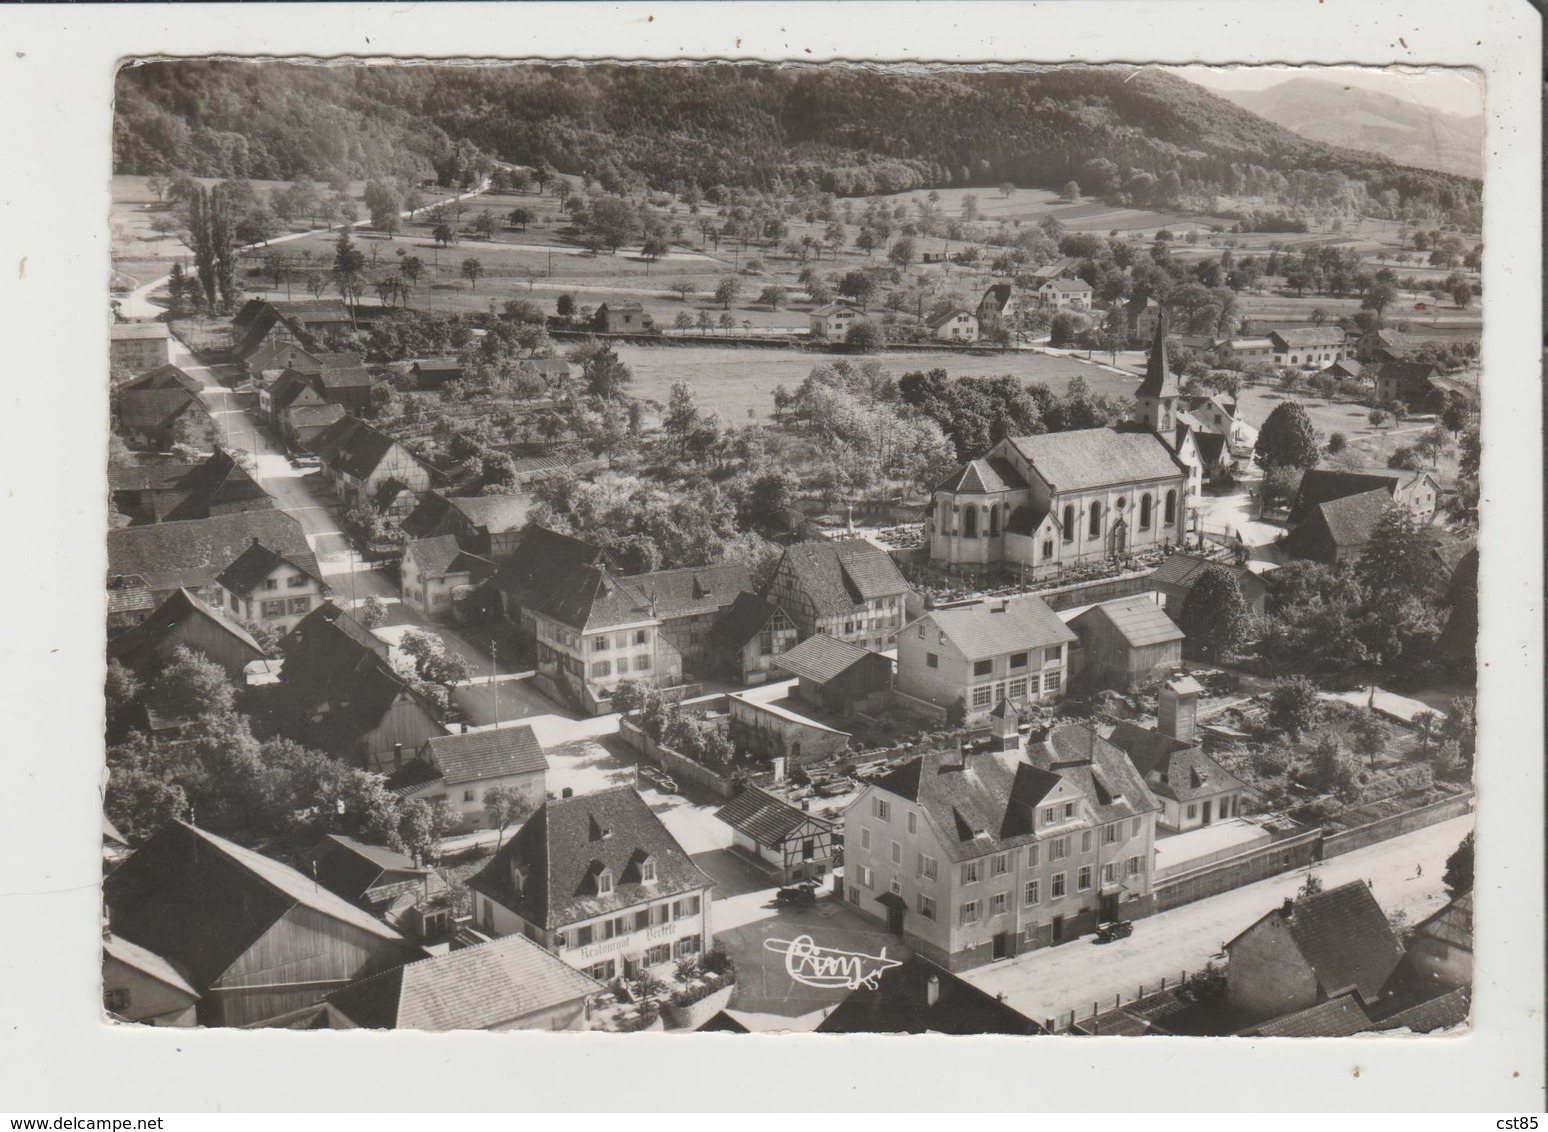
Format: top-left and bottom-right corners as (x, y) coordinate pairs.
(1088, 501), (1102, 539)
(1164, 490), (1177, 525)
(1140, 494), (1152, 529)
(1062, 505), (1075, 544)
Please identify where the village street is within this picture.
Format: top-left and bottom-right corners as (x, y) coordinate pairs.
(960, 813), (1473, 1028)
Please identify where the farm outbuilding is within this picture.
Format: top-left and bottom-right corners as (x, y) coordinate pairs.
(715, 786), (837, 884)
(1066, 597), (1184, 692)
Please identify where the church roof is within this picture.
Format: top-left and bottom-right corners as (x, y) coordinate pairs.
(934, 457), (1026, 494)
(1006, 429), (1183, 493)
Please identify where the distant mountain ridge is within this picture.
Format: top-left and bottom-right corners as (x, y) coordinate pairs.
(1217, 75), (1483, 181)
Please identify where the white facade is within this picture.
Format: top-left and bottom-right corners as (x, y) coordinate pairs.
(221, 563), (323, 635)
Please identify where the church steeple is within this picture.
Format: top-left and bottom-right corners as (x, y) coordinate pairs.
(1134, 307), (1179, 434)
(1135, 308), (1179, 400)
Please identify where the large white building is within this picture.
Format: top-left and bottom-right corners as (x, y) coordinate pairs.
(843, 722), (1160, 970)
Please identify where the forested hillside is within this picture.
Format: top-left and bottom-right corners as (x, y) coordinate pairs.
(114, 61), (1480, 221)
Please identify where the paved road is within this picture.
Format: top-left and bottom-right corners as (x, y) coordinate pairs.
(961, 813), (1473, 1027)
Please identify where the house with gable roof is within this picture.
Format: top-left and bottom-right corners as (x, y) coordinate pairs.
(216, 537), (327, 634)
(1033, 276), (1092, 311)
(468, 786), (715, 983)
(626, 562), (752, 669)
(1103, 677), (1248, 830)
(1146, 552), (1268, 620)
(1282, 489), (1396, 564)
(107, 508), (319, 611)
(387, 724), (549, 833)
(844, 721), (1160, 970)
(1226, 880), (1407, 1022)
(926, 308), (980, 342)
(896, 593), (1076, 725)
(708, 591), (799, 685)
(113, 385), (213, 452)
(1290, 468), (1440, 527)
(109, 447), (273, 526)
(107, 588), (267, 682)
(110, 320), (174, 372)
(102, 930), (201, 1027)
(817, 955), (1042, 1035)
(767, 537), (911, 651)
(400, 535), (495, 621)
(269, 602), (444, 771)
(323, 933), (602, 1031)
(400, 490), (535, 562)
(1270, 326), (1351, 368)
(808, 300), (866, 340)
(308, 415), (431, 514)
(103, 821), (423, 1027)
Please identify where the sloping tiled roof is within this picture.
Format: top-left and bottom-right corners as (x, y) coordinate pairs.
(447, 494), (534, 534)
(1148, 553), (1262, 595)
(468, 787), (713, 930)
(1072, 598), (1185, 648)
(216, 539), (320, 597)
(776, 538), (908, 618)
(1272, 327), (1347, 349)
(1414, 890), (1473, 951)
(776, 633), (874, 684)
(489, 525), (614, 610)
(872, 724), (1157, 863)
(934, 457), (1027, 494)
(709, 591), (786, 651)
(1372, 360), (1441, 392)
(103, 934), (201, 999)
(1104, 721), (1246, 803)
(326, 933), (601, 1030)
(625, 563), (751, 620)
(310, 416), (416, 482)
(926, 308), (976, 330)
(531, 564), (656, 632)
(716, 786), (832, 845)
(406, 535), (492, 582)
(817, 956), (1040, 1035)
(1229, 881), (1405, 1005)
(122, 364), (202, 394)
(922, 594), (1076, 660)
(1007, 429), (1183, 492)
(1313, 489), (1394, 550)
(109, 510), (318, 593)
(810, 301), (864, 317)
(313, 366), (375, 391)
(108, 588), (265, 671)
(422, 724), (548, 786)
(1290, 470), (1399, 525)
(116, 388), (202, 431)
(288, 403), (347, 435)
(1372, 986), (1470, 1034)
(1245, 994), (1372, 1038)
(979, 284), (1013, 315)
(104, 821), (409, 989)
(310, 834), (438, 904)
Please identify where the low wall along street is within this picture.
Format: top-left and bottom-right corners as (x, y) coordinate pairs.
(618, 718), (739, 800)
(1153, 828), (1322, 913)
(1320, 791), (1475, 859)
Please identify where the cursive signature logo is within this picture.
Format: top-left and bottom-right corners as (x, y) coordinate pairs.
(764, 934), (903, 991)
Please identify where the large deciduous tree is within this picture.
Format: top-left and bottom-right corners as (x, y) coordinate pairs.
(1178, 566), (1252, 661)
(1256, 401), (1320, 469)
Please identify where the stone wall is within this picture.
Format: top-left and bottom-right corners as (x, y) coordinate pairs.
(617, 718), (739, 800)
(1320, 792), (1475, 859)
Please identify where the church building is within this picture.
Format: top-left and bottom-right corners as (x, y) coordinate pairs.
(927, 317), (1199, 578)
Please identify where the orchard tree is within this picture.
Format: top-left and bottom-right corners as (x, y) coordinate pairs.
(845, 319), (884, 354)
(483, 785), (531, 850)
(664, 380), (701, 458)
(1348, 708), (1393, 766)
(713, 276), (743, 310)
(1178, 566), (1252, 661)
(759, 285), (788, 310)
(1362, 281), (1399, 324)
(889, 237), (917, 271)
(460, 257), (485, 290)
(398, 798), (454, 866)
(1267, 675), (1320, 738)
(1356, 504), (1444, 605)
(1256, 401), (1321, 469)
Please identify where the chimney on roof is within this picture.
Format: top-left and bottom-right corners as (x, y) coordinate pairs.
(991, 600), (1008, 614)
(393, 743), (404, 771)
(562, 787), (574, 799)
(461, 723), (471, 734)
(926, 974), (940, 1007)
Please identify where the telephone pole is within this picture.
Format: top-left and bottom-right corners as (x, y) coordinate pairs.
(490, 639), (500, 731)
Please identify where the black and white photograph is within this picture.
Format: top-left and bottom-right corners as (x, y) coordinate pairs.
(3, 0), (1541, 1112)
(97, 55), (1490, 1038)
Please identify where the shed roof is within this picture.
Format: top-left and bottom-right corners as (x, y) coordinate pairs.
(1071, 598), (1185, 648)
(715, 786), (832, 845)
(326, 933), (600, 1030)
(775, 633), (877, 684)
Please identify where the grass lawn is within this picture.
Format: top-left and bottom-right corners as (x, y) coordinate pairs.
(617, 342), (1141, 420)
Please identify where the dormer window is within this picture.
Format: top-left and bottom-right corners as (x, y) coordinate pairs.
(597, 869), (614, 895)
(640, 856), (657, 884)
